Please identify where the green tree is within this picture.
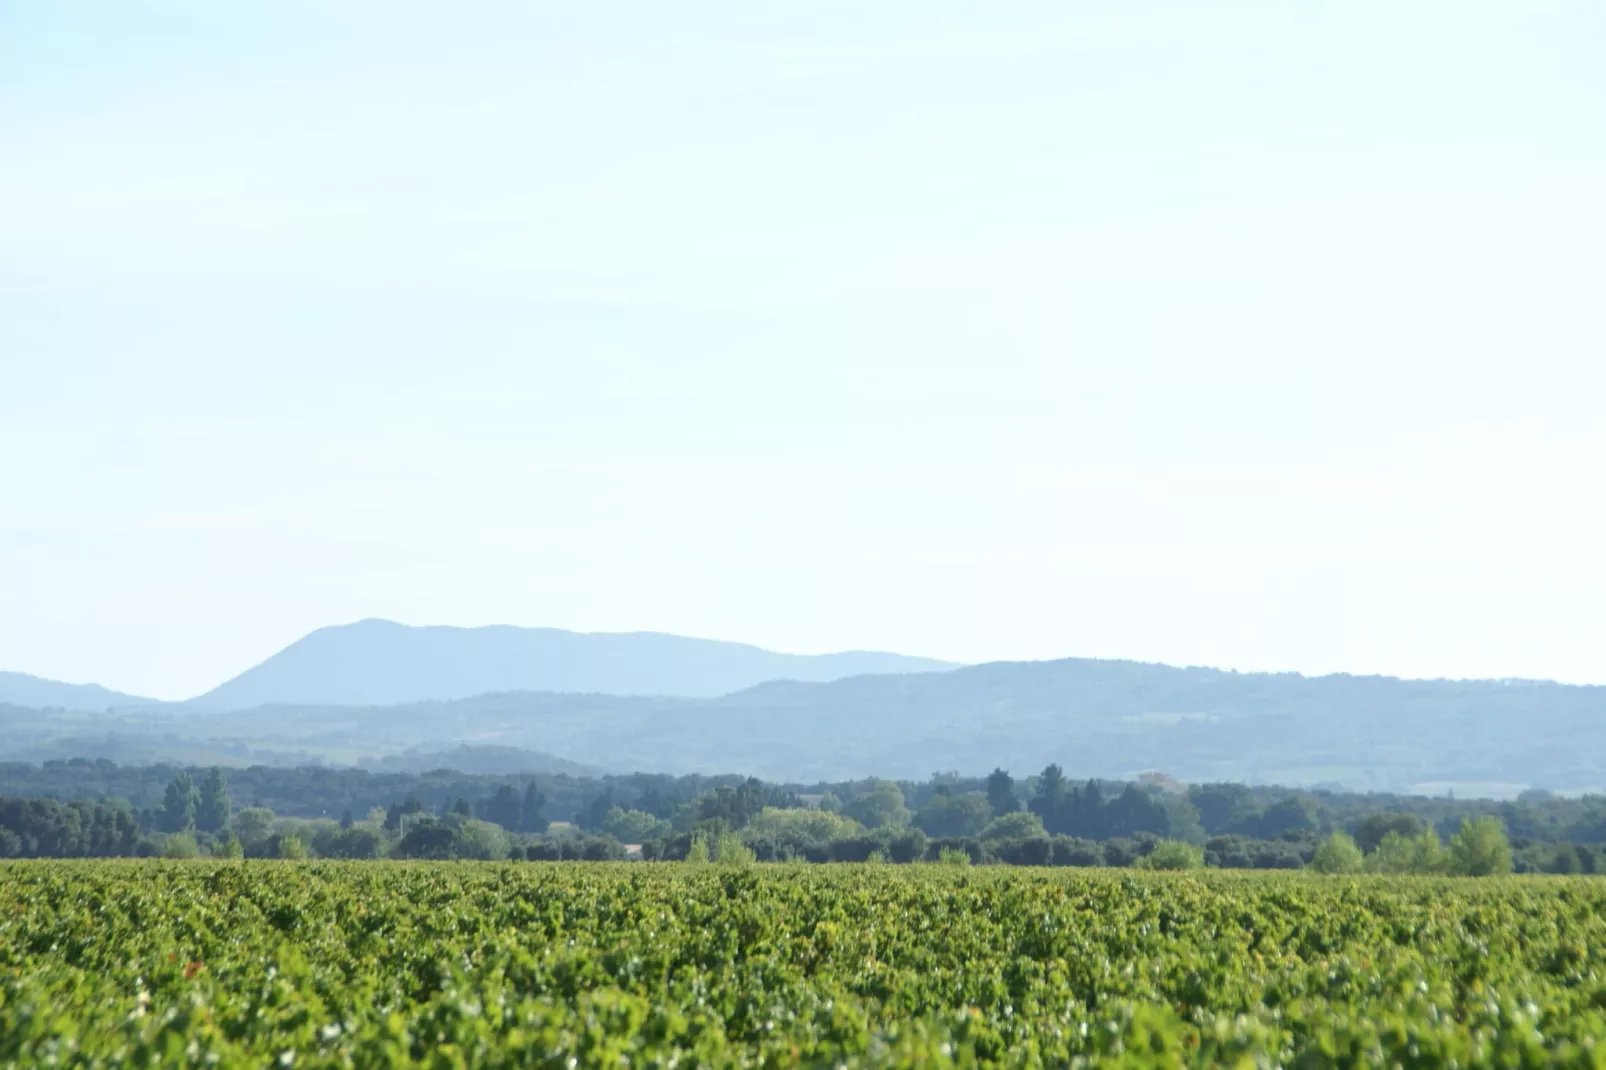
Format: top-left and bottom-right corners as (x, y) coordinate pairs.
(196, 767), (231, 834)
(1139, 840), (1203, 870)
(685, 833), (711, 864)
(452, 819), (509, 861)
(161, 832), (200, 859)
(985, 768), (1019, 816)
(714, 830), (755, 866)
(1310, 831), (1364, 874)
(1187, 782), (1259, 834)
(232, 807), (277, 852)
(981, 810), (1046, 841)
(277, 832), (308, 860)
(521, 782), (548, 834)
(1365, 831), (1417, 874)
(1449, 815), (1512, 876)
(385, 796), (426, 833)
(914, 792), (993, 838)
(743, 807), (862, 851)
(159, 773), (199, 834)
(1029, 764), (1070, 831)
(1257, 795), (1318, 839)
(475, 785), (522, 830)
(1411, 827), (1450, 874)
(212, 833), (244, 860)
(602, 806), (671, 843)
(937, 846), (972, 866)
(1353, 812), (1426, 853)
(841, 781), (910, 829)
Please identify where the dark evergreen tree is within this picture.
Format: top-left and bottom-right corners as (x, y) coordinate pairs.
(384, 795), (426, 832)
(521, 782), (548, 833)
(159, 773), (199, 833)
(985, 768), (1019, 816)
(1029, 764), (1070, 834)
(196, 767), (231, 833)
(475, 784), (522, 830)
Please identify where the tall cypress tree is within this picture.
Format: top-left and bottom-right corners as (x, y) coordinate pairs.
(521, 782), (548, 834)
(160, 773), (199, 833)
(196, 768), (231, 833)
(985, 768), (1019, 816)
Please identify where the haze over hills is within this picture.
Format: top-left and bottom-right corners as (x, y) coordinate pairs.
(183, 619), (958, 709)
(6, 655), (1602, 796)
(0, 671), (155, 712)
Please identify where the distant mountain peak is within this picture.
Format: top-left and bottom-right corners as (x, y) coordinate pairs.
(184, 620), (957, 710)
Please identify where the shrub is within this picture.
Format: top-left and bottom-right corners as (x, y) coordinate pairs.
(161, 833), (200, 859)
(1310, 831), (1364, 874)
(715, 831), (755, 866)
(1138, 840), (1203, 870)
(937, 846), (971, 866)
(1450, 816), (1512, 877)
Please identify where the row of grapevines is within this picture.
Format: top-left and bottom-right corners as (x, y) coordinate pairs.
(2, 861), (1605, 1066)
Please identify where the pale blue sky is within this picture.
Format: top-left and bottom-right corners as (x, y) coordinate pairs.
(3, 1), (1604, 699)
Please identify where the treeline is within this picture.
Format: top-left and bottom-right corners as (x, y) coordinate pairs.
(3, 759), (1606, 874)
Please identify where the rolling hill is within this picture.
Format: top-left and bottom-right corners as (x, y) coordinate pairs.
(9, 656), (1602, 794)
(0, 671), (155, 712)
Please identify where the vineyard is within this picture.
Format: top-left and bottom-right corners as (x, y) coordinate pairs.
(2, 863), (1605, 1067)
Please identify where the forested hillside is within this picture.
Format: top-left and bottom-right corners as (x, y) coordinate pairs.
(7, 657), (1602, 792)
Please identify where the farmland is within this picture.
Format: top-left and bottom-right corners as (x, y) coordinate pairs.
(2, 862), (1605, 1067)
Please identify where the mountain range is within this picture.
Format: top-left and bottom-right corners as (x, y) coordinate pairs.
(4, 620), (956, 712)
(5, 650), (1604, 795)
(184, 620), (957, 708)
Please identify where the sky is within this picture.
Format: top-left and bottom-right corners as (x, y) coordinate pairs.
(3, 1), (1605, 701)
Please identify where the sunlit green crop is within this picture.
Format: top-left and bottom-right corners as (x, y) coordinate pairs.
(2, 861), (1604, 1067)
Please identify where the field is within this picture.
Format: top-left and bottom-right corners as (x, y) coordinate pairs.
(2, 863), (1605, 1067)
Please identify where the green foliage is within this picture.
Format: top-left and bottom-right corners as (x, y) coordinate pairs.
(713, 830), (755, 866)
(1450, 815), (1514, 877)
(841, 780), (910, 829)
(231, 807), (277, 851)
(451, 819), (510, 861)
(600, 806), (670, 843)
(980, 810), (1046, 841)
(912, 791), (993, 838)
(212, 834), (244, 860)
(741, 806), (861, 848)
(196, 767), (231, 834)
(160, 832), (199, 859)
(276, 832), (308, 860)
(1138, 840), (1203, 870)
(1310, 831), (1365, 874)
(8, 863), (1606, 1065)
(1366, 827), (1450, 875)
(937, 846), (972, 866)
(684, 833), (710, 864)
(984, 768), (1018, 816)
(158, 773), (198, 833)
(1354, 811), (1426, 853)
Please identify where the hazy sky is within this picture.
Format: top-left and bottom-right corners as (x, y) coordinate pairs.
(3, 1), (1604, 700)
